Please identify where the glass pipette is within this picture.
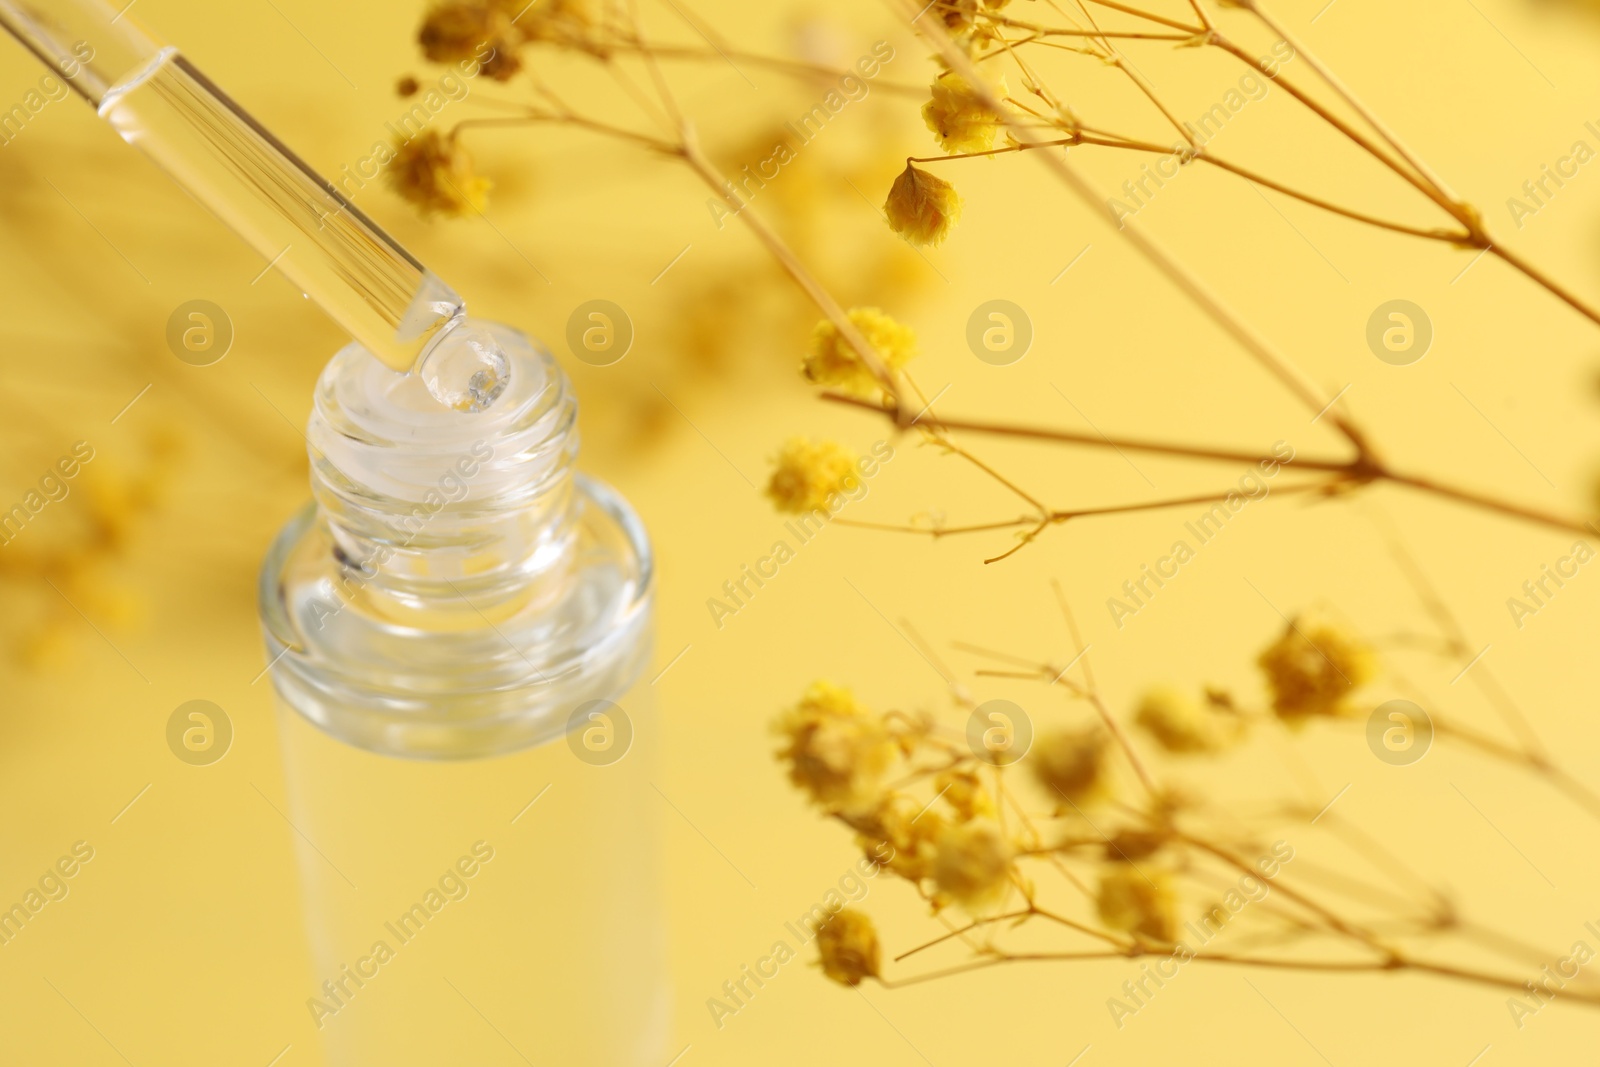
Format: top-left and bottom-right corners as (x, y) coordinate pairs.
(0, 0), (509, 412)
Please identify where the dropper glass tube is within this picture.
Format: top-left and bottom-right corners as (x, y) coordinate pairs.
(0, 0), (508, 412)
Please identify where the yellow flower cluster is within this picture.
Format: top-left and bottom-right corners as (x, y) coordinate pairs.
(861, 805), (1016, 914)
(935, 767), (995, 822)
(419, 0), (603, 79)
(764, 438), (861, 515)
(937, 0), (1014, 56)
(1256, 617), (1376, 722)
(884, 162), (963, 247)
(1029, 728), (1111, 811)
(4, 428), (183, 668)
(774, 681), (897, 814)
(1096, 863), (1177, 943)
(418, 0), (525, 79)
(770, 617), (1394, 991)
(931, 819), (1015, 913)
(853, 795), (944, 884)
(816, 908), (881, 986)
(802, 308), (918, 396)
(1135, 686), (1236, 754)
(774, 682), (1022, 920)
(387, 131), (492, 217)
(923, 71), (1009, 155)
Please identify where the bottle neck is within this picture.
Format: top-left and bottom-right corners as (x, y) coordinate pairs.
(307, 322), (578, 617)
(260, 319), (654, 759)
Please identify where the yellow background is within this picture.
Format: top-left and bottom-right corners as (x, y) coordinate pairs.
(4, 0), (1600, 1063)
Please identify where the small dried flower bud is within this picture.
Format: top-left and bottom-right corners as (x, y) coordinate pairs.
(520, 0), (602, 46)
(396, 75), (421, 98)
(419, 1), (524, 78)
(1029, 728), (1110, 811)
(922, 71), (1008, 155)
(774, 682), (896, 814)
(803, 308), (918, 396)
(387, 130), (492, 218)
(1103, 828), (1169, 863)
(1096, 863), (1177, 943)
(941, 0), (980, 30)
(419, 1), (489, 61)
(937, 0), (1011, 55)
(932, 819), (1014, 912)
(477, 47), (524, 81)
(1256, 616), (1376, 722)
(854, 798), (943, 883)
(884, 162), (963, 247)
(816, 908), (881, 986)
(765, 438), (861, 515)
(934, 768), (994, 822)
(1135, 686), (1237, 754)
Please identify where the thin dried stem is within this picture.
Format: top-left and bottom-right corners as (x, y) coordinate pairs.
(897, 2), (1373, 456)
(1205, 32), (1459, 222)
(451, 111), (678, 154)
(1488, 243), (1600, 328)
(848, 478), (1338, 562)
(1079, 0), (1201, 33)
(822, 392), (1351, 470)
(1214, 4), (1600, 324)
(1232, 0), (1464, 210)
(879, 946), (1600, 1005)
(1378, 468), (1590, 535)
(676, 136), (903, 402)
(826, 390), (1592, 537)
(609, 39), (927, 96)
(1368, 502), (1556, 755)
(1071, 131), (1464, 242)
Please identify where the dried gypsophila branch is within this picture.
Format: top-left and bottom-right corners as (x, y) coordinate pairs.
(904, 0), (1600, 325)
(773, 611), (1600, 1009)
(412, 3), (1598, 559)
(410, 0), (918, 403)
(800, 8), (1591, 558)
(818, 389), (1595, 563)
(408, 6), (1108, 578)
(792, 597), (1587, 1006)
(890, 1), (1377, 464)
(985, 630), (1600, 828)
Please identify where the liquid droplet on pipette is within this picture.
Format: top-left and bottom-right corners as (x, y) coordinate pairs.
(418, 322), (511, 413)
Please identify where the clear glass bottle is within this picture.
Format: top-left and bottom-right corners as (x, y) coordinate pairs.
(258, 324), (665, 1064)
